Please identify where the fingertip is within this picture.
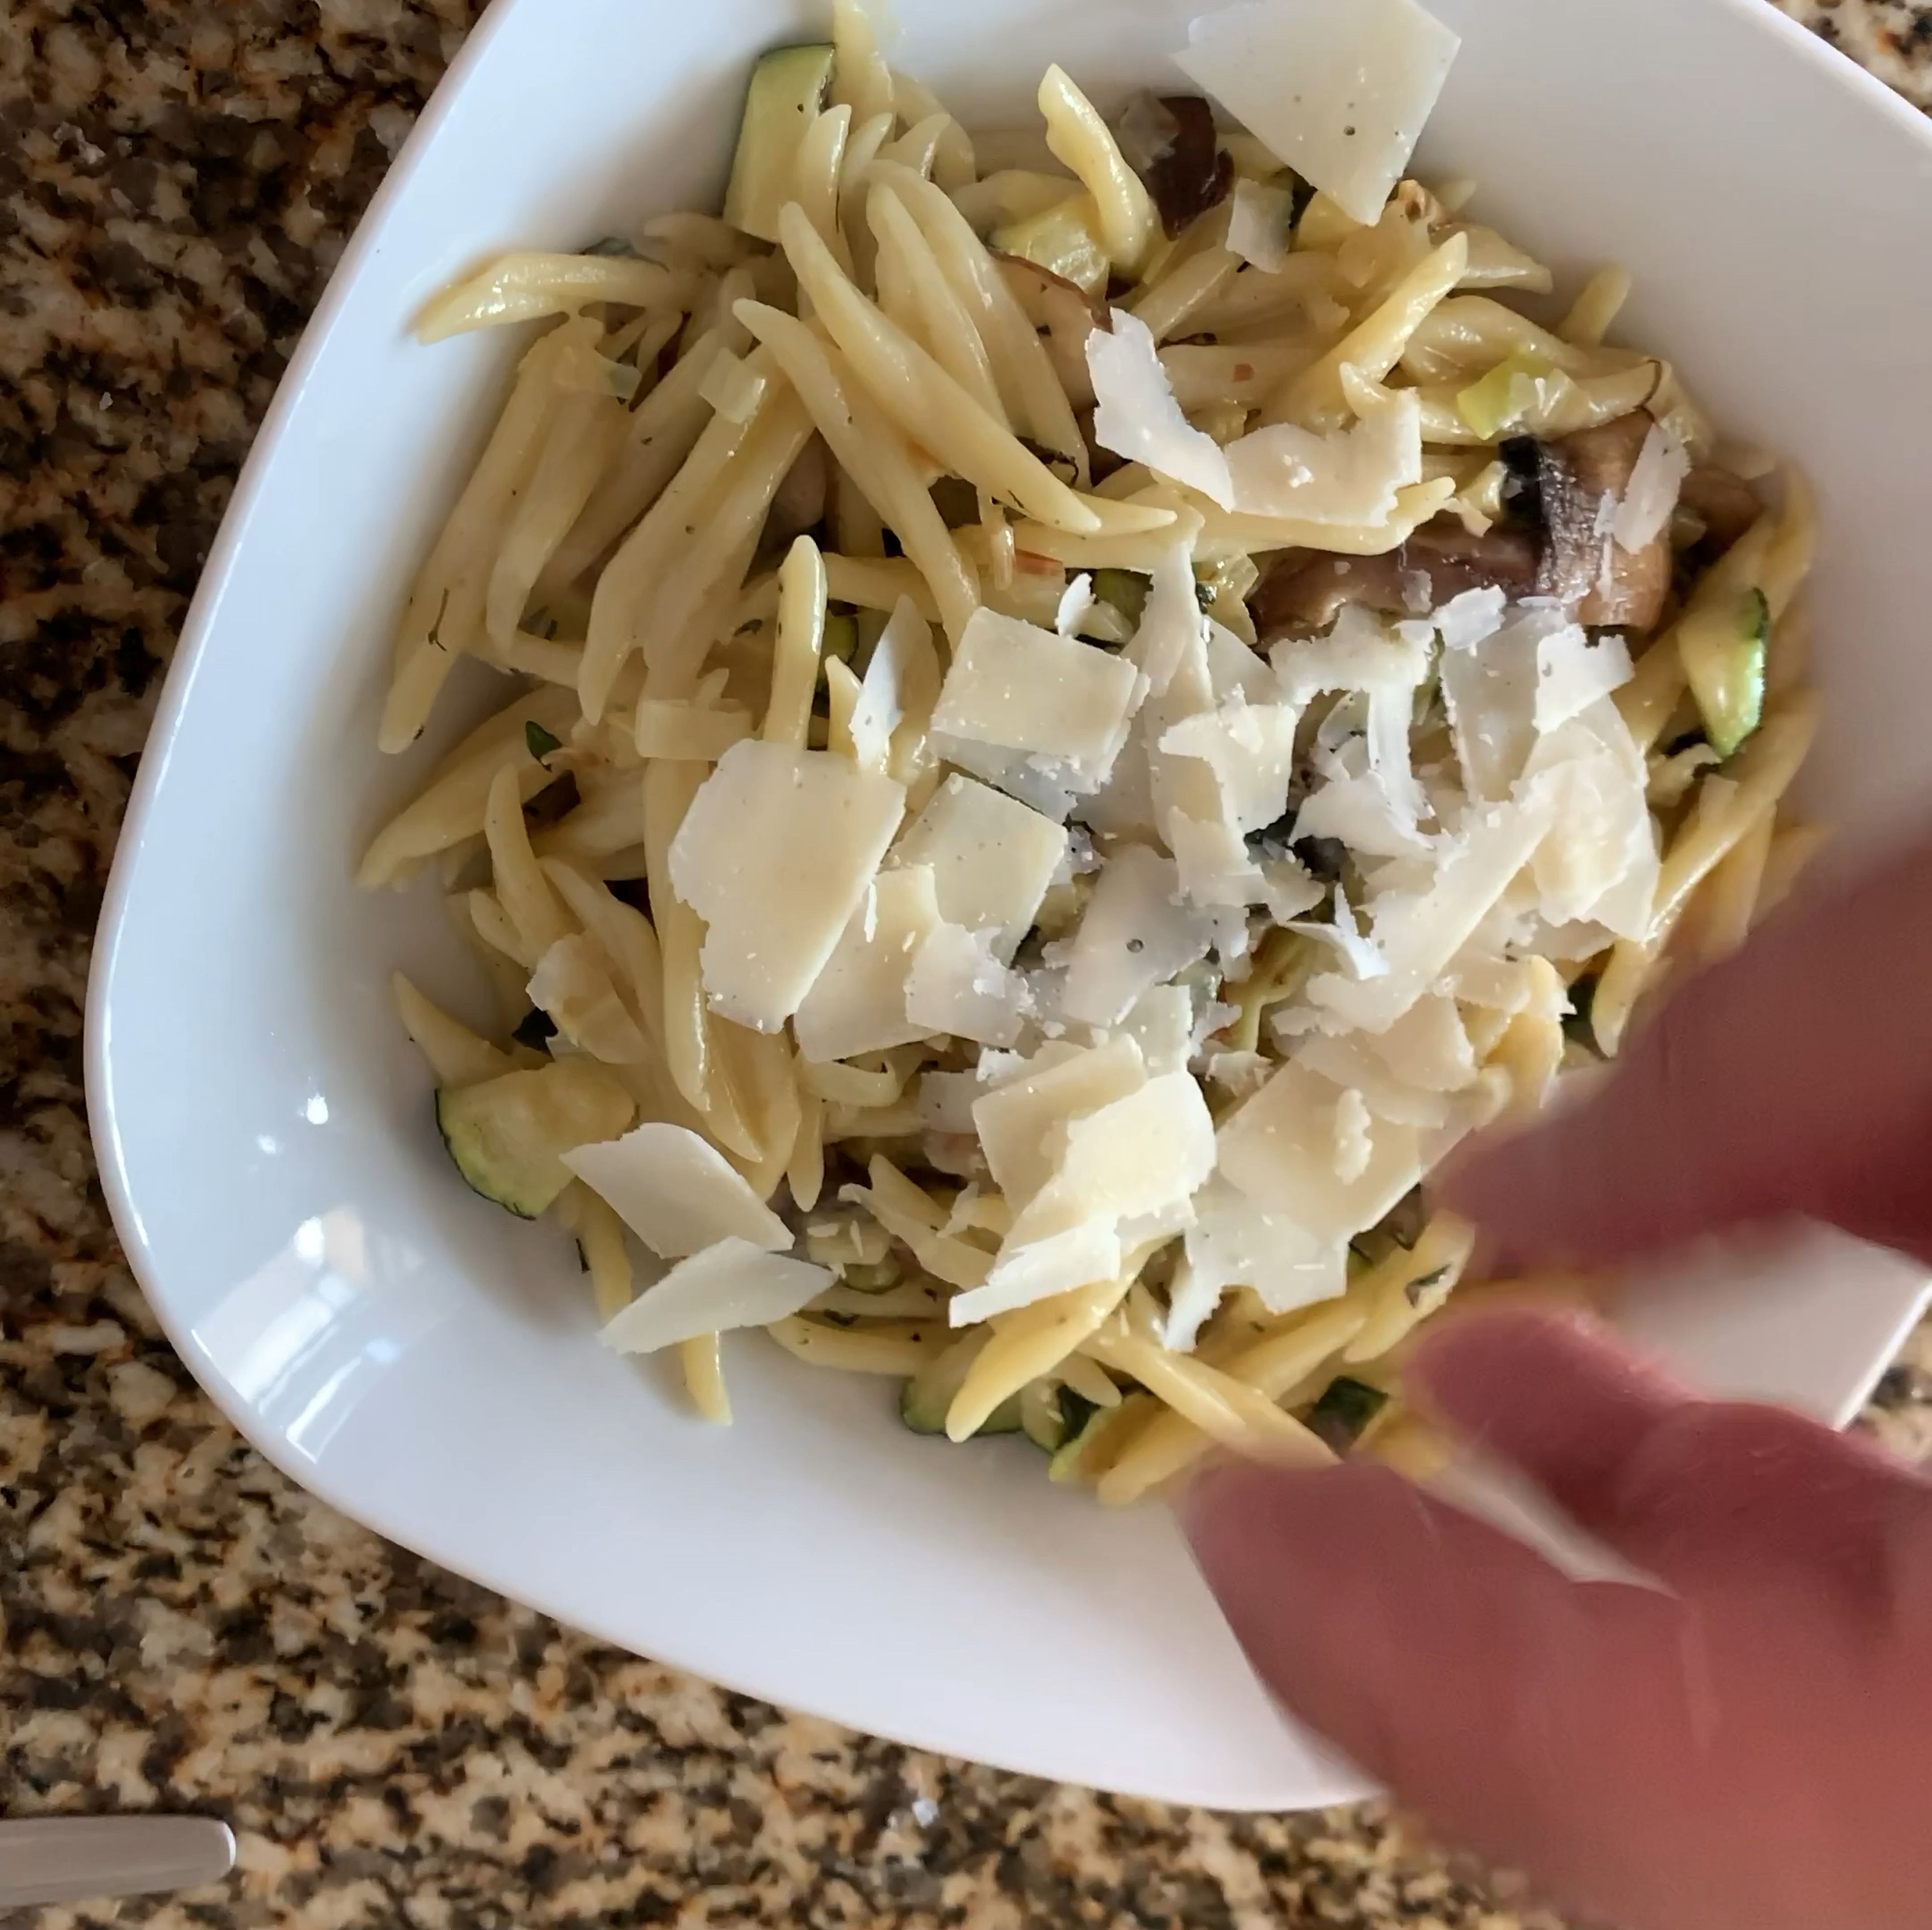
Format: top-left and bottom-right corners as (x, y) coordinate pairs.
(1406, 1309), (1688, 1519)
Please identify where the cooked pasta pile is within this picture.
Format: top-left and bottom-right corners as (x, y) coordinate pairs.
(360, 0), (1820, 1500)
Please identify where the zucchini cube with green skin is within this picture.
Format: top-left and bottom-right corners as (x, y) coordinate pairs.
(1305, 1375), (1389, 1454)
(435, 1058), (634, 1219)
(1680, 584), (1770, 759)
(723, 45), (837, 244)
(899, 1332), (1023, 1436)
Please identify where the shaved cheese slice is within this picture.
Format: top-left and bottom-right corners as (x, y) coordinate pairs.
(1223, 389), (1423, 525)
(1163, 1254), (1225, 1354)
(1287, 883), (1388, 981)
(1291, 1031), (1451, 1128)
(1184, 1177), (1350, 1316)
(793, 865), (943, 1063)
(915, 1068), (983, 1135)
(1613, 421), (1691, 553)
(1118, 984), (1194, 1076)
(931, 606), (1142, 776)
(1445, 949), (1538, 1012)
(600, 1238), (832, 1354)
(1227, 176), (1294, 272)
(1522, 698), (1659, 939)
(948, 1221), (1122, 1325)
(1367, 667), (1429, 825)
(905, 922), (1031, 1047)
(564, 1122), (789, 1257)
(1168, 810), (1269, 908)
(1129, 526), (1211, 697)
(528, 935), (651, 1064)
(1294, 769), (1432, 858)
(1306, 787), (1559, 1033)
(1216, 1061), (1425, 1245)
(1534, 623), (1633, 734)
(891, 774), (1068, 959)
(1060, 844), (1217, 1026)
(1272, 603), (1431, 705)
(1176, 0), (1461, 226)
(1438, 601), (1558, 802)
(1056, 572), (1096, 637)
(972, 1034), (1146, 1210)
(849, 597), (927, 773)
(1159, 700), (1302, 834)
(1433, 585), (1507, 653)
(1332, 1087), (1375, 1182)
(1079, 722), (1158, 837)
(1088, 307), (1236, 508)
(669, 741), (905, 1031)
(1205, 623), (1276, 702)
(1368, 990), (1476, 1091)
(1013, 1071), (1217, 1243)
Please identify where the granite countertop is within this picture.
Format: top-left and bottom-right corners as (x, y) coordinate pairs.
(4, 2), (1930, 1924)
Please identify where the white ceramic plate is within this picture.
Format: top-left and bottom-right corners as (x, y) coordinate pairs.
(89, 0), (1932, 1809)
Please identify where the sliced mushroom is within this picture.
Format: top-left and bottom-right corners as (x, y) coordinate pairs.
(1536, 413), (1673, 630)
(1121, 93), (1235, 240)
(1679, 464), (1763, 554)
(995, 252), (1106, 409)
(1248, 523), (1540, 640)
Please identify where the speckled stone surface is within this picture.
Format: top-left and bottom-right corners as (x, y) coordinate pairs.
(3, 2), (1929, 1925)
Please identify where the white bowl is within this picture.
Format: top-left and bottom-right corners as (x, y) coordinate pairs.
(89, 0), (1932, 1809)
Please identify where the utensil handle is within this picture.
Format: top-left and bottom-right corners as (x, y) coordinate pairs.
(0, 1815), (236, 1909)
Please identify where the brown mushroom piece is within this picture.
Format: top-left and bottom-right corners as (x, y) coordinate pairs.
(1248, 523), (1541, 642)
(1118, 93), (1235, 239)
(1536, 413), (1675, 630)
(1679, 463), (1764, 553)
(995, 252), (1107, 409)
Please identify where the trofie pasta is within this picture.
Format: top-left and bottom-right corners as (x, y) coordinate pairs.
(360, 0), (1820, 1497)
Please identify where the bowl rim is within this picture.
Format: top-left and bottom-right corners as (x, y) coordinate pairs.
(85, 0), (1932, 1802)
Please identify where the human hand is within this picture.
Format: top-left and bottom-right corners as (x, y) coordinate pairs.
(1187, 1311), (1932, 1930)
(1446, 828), (1932, 1274)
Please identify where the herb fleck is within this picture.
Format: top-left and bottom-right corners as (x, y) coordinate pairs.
(526, 720), (564, 765)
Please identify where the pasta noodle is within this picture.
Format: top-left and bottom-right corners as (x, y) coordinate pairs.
(366, 39), (1822, 1479)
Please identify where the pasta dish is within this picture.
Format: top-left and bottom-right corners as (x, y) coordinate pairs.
(356, 0), (1819, 1502)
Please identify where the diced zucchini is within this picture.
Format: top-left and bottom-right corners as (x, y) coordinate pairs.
(435, 1059), (635, 1220)
(822, 611), (859, 667)
(722, 44), (837, 244)
(1022, 1383), (1096, 1454)
(1680, 584), (1769, 758)
(1049, 1393), (1145, 1485)
(1092, 568), (1150, 628)
(991, 194), (1110, 300)
(899, 1332), (982, 1435)
(1305, 1375), (1389, 1454)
